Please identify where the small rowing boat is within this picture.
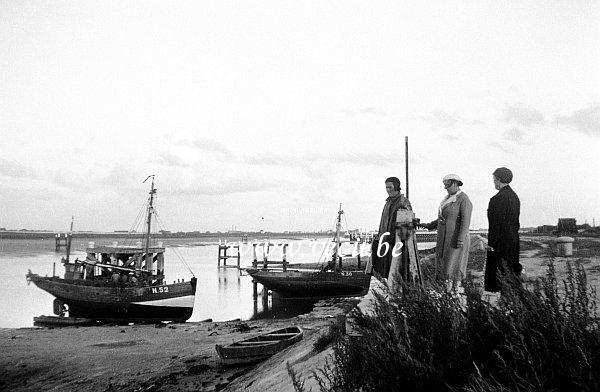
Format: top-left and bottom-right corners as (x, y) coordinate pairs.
(33, 315), (96, 327)
(215, 326), (303, 365)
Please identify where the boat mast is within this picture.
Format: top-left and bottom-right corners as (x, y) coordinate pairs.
(143, 175), (156, 261)
(65, 215), (74, 262)
(405, 136), (409, 200)
(333, 203), (343, 264)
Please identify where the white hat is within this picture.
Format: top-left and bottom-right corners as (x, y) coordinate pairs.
(443, 174), (463, 184)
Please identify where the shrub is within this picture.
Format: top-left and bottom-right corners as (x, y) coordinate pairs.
(303, 260), (600, 392)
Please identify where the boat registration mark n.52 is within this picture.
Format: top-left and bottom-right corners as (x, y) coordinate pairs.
(151, 286), (169, 294)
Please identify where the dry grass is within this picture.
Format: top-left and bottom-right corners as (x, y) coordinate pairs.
(295, 259), (600, 392)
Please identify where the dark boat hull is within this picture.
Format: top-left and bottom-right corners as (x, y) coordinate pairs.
(245, 268), (371, 298)
(215, 326), (303, 365)
(27, 274), (196, 322)
(33, 315), (95, 327)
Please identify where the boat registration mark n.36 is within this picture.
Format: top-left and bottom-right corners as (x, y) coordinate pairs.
(151, 286), (169, 294)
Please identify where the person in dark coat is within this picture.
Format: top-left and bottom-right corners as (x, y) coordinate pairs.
(484, 167), (522, 292)
(365, 177), (412, 279)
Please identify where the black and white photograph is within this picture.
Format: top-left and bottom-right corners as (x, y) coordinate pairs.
(1, 1), (599, 391)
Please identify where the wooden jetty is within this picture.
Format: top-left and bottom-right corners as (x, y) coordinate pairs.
(217, 244), (241, 269)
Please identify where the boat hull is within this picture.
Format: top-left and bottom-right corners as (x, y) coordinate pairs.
(245, 268), (371, 298)
(215, 326), (303, 365)
(27, 274), (196, 322)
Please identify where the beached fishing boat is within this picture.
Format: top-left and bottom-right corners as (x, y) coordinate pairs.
(215, 326), (303, 365)
(26, 176), (197, 323)
(245, 205), (371, 298)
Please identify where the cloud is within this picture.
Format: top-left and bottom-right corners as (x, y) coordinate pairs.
(171, 175), (279, 196)
(504, 127), (525, 143)
(243, 151), (396, 169)
(555, 104), (600, 136)
(97, 165), (142, 192)
(502, 105), (545, 126)
(423, 110), (461, 128)
(343, 107), (387, 117)
(158, 152), (190, 167)
(487, 142), (512, 153)
(442, 134), (459, 142)
(176, 137), (233, 157)
(0, 158), (38, 179)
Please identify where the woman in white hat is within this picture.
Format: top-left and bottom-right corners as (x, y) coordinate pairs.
(423, 174), (473, 290)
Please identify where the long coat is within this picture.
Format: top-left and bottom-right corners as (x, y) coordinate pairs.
(368, 193), (412, 279)
(485, 185), (521, 291)
(430, 192), (472, 282)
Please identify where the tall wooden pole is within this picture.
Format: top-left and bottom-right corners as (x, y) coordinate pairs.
(405, 136), (409, 199)
(66, 215), (74, 262)
(144, 175), (156, 269)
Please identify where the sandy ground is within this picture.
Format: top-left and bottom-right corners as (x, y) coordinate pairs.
(2, 236), (599, 392)
(0, 299), (356, 392)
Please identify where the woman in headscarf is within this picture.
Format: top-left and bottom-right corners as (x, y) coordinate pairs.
(366, 176), (412, 280)
(423, 174), (472, 289)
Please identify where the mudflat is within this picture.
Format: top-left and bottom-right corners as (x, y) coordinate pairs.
(0, 299), (355, 392)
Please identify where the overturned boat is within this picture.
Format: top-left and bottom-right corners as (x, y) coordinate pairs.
(26, 176), (197, 323)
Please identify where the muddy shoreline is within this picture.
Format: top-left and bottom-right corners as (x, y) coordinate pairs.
(1, 298), (356, 392)
(3, 236), (599, 392)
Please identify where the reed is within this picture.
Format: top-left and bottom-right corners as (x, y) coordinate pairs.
(298, 259), (600, 392)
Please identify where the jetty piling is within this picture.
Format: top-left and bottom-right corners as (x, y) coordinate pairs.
(252, 241), (289, 271)
(55, 233), (70, 252)
(217, 244), (241, 269)
(251, 241), (290, 301)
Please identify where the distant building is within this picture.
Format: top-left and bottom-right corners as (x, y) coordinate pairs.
(535, 225), (557, 233)
(557, 218), (577, 234)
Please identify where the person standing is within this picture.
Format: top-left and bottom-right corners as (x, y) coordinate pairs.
(423, 174), (472, 289)
(484, 167), (522, 292)
(366, 177), (412, 279)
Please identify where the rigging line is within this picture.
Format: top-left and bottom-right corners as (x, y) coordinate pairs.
(315, 215), (339, 267)
(343, 211), (349, 233)
(126, 198), (149, 247)
(128, 198), (149, 234)
(153, 211), (195, 277)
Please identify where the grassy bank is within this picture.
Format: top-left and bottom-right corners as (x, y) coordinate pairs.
(294, 256), (600, 392)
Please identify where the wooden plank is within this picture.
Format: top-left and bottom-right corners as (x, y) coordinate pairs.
(235, 340), (282, 345)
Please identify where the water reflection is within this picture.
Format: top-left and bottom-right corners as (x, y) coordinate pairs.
(217, 268), (241, 295)
(250, 290), (317, 320)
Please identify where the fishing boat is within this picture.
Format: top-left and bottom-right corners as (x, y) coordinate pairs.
(245, 205), (371, 298)
(215, 326), (303, 365)
(26, 176), (197, 323)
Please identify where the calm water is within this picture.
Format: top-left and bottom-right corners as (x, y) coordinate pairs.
(0, 237), (434, 328)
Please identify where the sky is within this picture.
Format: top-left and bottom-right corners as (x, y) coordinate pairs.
(0, 1), (599, 233)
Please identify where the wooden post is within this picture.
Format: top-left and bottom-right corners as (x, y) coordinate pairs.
(357, 242), (361, 270)
(252, 243), (258, 268)
(282, 244), (288, 272)
(262, 241), (271, 270)
(405, 136), (409, 200)
(236, 244), (241, 269)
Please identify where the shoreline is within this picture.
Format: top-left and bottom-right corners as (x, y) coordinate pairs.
(3, 237), (600, 391)
(1, 298), (357, 392)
